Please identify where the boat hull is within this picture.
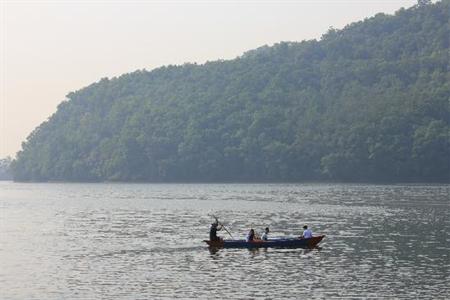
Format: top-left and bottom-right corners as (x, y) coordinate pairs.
(204, 235), (325, 249)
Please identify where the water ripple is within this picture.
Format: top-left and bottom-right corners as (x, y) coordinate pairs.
(0, 183), (449, 299)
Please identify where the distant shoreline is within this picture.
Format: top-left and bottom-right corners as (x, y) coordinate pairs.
(6, 180), (450, 185)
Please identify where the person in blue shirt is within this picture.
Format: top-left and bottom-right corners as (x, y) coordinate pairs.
(301, 225), (313, 239)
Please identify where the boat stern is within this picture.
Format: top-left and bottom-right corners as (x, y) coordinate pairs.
(307, 235), (325, 247)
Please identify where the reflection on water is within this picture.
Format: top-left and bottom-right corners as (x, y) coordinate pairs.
(0, 182), (449, 299)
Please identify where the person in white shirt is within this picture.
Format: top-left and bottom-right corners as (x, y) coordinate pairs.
(301, 225), (313, 239)
(261, 227), (270, 241)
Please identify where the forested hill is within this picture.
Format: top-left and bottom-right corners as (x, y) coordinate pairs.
(12, 1), (450, 182)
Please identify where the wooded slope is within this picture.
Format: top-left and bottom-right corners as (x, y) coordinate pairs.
(12, 1), (450, 182)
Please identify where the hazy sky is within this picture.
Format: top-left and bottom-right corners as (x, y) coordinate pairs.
(1, 0), (418, 158)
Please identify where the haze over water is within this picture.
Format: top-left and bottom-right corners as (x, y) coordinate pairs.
(0, 182), (449, 299)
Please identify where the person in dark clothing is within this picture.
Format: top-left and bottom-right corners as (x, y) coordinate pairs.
(246, 228), (255, 242)
(209, 222), (223, 241)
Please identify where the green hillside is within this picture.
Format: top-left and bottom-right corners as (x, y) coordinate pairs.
(12, 1), (450, 182)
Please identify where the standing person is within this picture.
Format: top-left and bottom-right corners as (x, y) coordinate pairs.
(246, 229), (255, 242)
(261, 227), (270, 241)
(209, 221), (223, 241)
(301, 225), (313, 238)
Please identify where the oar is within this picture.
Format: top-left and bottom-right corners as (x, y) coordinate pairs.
(210, 214), (234, 239)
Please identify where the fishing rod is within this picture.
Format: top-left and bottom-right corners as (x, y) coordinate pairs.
(210, 214), (234, 239)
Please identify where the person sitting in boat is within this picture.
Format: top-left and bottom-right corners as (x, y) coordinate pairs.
(209, 221), (223, 241)
(300, 225), (313, 239)
(261, 227), (270, 241)
(246, 228), (255, 242)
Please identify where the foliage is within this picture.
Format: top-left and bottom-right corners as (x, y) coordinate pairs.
(0, 157), (12, 180)
(11, 1), (450, 182)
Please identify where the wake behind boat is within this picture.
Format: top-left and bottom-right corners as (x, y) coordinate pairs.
(204, 235), (325, 249)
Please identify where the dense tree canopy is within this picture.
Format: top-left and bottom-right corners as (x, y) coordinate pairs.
(12, 1), (450, 182)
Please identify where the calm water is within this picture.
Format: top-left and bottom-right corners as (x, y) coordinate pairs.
(0, 182), (449, 299)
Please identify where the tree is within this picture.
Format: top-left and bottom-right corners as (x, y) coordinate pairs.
(417, 0), (432, 7)
(0, 157), (13, 180)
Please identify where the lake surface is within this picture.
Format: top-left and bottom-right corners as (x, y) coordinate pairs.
(0, 182), (449, 299)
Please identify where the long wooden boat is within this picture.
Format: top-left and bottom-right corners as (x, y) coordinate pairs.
(204, 235), (325, 249)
